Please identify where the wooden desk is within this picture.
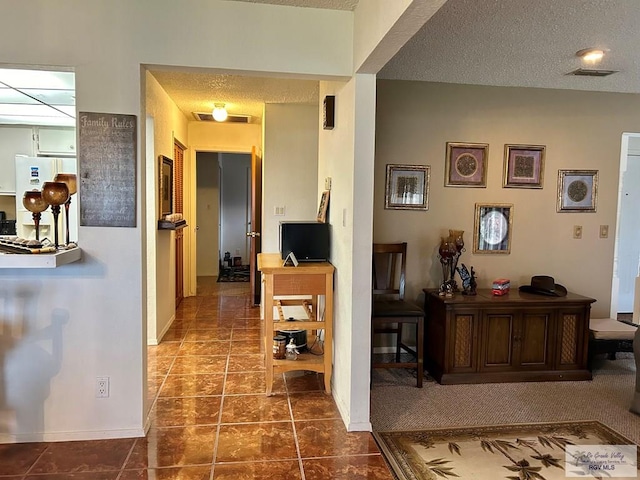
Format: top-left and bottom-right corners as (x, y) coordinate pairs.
(258, 253), (334, 395)
(423, 289), (595, 385)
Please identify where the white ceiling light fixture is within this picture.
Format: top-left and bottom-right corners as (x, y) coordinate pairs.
(212, 103), (228, 122)
(576, 48), (605, 63)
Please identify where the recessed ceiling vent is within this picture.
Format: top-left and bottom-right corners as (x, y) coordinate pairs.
(567, 68), (618, 77)
(192, 112), (252, 123)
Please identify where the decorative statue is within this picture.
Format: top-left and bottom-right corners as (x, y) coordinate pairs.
(631, 327), (640, 415)
(456, 263), (477, 296)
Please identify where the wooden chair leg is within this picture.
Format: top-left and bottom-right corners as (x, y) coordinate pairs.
(417, 318), (424, 388)
(395, 322), (403, 362)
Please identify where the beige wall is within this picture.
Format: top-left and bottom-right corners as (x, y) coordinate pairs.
(375, 80), (640, 318)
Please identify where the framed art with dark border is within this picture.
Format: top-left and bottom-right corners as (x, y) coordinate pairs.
(503, 144), (545, 188)
(557, 169), (598, 212)
(473, 203), (513, 254)
(159, 155), (173, 218)
(445, 142), (489, 187)
(384, 164), (430, 210)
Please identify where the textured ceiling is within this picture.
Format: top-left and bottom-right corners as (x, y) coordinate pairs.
(150, 70), (319, 123)
(379, 0), (640, 93)
(226, 0), (358, 10)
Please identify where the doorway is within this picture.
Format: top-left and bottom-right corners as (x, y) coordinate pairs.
(611, 133), (640, 322)
(195, 151), (252, 283)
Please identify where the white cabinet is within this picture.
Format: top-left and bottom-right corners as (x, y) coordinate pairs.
(0, 126), (34, 194)
(36, 127), (76, 156)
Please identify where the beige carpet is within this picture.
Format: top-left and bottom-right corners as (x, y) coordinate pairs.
(374, 421), (637, 480)
(371, 354), (640, 445)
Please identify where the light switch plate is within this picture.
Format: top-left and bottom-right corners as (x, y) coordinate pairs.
(573, 225), (582, 239)
(599, 225), (609, 238)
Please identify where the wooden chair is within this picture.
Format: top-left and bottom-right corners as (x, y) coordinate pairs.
(371, 242), (425, 387)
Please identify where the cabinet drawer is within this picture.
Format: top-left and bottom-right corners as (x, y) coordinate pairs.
(273, 274), (326, 296)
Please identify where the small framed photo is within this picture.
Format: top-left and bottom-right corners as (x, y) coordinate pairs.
(473, 203), (513, 254)
(503, 144), (545, 188)
(317, 190), (330, 222)
(384, 164), (430, 210)
(557, 170), (598, 213)
(445, 142), (489, 187)
(159, 155), (173, 218)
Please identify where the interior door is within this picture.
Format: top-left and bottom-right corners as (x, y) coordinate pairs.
(174, 142), (185, 307)
(249, 146), (262, 305)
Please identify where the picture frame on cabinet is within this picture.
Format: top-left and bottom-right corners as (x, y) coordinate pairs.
(503, 144), (545, 188)
(159, 155), (173, 218)
(557, 169), (598, 212)
(473, 203), (513, 254)
(384, 164), (430, 210)
(445, 142), (489, 187)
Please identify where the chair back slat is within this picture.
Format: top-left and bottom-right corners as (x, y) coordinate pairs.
(372, 242), (407, 300)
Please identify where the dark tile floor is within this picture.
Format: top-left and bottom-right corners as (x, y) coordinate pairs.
(0, 278), (393, 479)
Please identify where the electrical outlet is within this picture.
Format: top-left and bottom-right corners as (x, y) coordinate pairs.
(573, 225), (582, 239)
(96, 376), (109, 398)
(599, 225), (609, 238)
(274, 206), (285, 216)
(325, 177), (332, 190)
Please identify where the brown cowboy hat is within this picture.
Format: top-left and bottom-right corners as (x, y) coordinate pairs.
(519, 275), (567, 297)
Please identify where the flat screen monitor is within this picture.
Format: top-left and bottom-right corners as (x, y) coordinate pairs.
(280, 221), (330, 262)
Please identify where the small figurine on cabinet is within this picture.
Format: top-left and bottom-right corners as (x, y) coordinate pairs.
(457, 263), (477, 296)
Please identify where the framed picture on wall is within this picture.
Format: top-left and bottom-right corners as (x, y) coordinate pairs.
(159, 155), (173, 218)
(473, 203), (513, 254)
(503, 144), (545, 188)
(384, 164), (430, 210)
(557, 169), (598, 212)
(445, 142), (489, 187)
(317, 190), (330, 222)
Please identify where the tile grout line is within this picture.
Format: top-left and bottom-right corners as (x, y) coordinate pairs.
(285, 374), (307, 480)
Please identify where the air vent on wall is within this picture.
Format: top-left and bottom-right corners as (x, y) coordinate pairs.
(567, 68), (618, 77)
(192, 112), (252, 123)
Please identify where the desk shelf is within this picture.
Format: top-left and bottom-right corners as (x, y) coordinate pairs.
(0, 247), (81, 268)
(258, 253), (334, 395)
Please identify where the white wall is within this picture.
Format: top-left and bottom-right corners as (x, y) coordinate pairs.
(220, 153), (251, 265)
(196, 152), (219, 277)
(262, 104), (319, 253)
(375, 80), (640, 319)
(0, 0), (354, 442)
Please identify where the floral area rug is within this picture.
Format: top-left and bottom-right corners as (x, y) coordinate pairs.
(374, 421), (638, 480)
(216, 266), (250, 282)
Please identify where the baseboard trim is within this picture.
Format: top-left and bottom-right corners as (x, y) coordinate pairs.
(148, 313), (176, 346)
(0, 427), (146, 443)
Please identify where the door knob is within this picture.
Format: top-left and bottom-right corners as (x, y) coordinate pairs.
(246, 231), (261, 238)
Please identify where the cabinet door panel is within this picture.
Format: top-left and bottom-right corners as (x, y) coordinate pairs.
(451, 313), (475, 371)
(519, 312), (551, 367)
(482, 314), (513, 368)
(555, 309), (588, 370)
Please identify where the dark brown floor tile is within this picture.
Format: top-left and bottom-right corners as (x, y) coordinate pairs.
(215, 423), (297, 463)
(148, 375), (164, 401)
(230, 341), (264, 355)
(184, 328), (232, 341)
(284, 371), (323, 392)
(24, 472), (120, 479)
(119, 466), (212, 479)
(28, 438), (134, 474)
(221, 394), (290, 423)
(159, 374), (224, 397)
(169, 355), (227, 375)
(178, 340), (230, 356)
(161, 326), (191, 342)
(125, 426), (216, 468)
(296, 420), (380, 457)
(150, 397), (221, 427)
(232, 317), (262, 328)
(289, 392), (341, 420)
(147, 355), (175, 376)
(302, 455), (394, 480)
(231, 328), (262, 341)
(227, 354), (265, 372)
(151, 342), (182, 356)
(0, 442), (47, 475)
(212, 460), (301, 479)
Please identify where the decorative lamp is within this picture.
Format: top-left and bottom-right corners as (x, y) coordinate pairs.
(22, 190), (48, 241)
(41, 181), (70, 249)
(212, 103), (228, 122)
(53, 173), (77, 245)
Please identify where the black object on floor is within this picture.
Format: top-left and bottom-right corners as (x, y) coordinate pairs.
(217, 265), (250, 282)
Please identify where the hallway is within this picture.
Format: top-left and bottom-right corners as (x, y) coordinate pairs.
(0, 278), (392, 479)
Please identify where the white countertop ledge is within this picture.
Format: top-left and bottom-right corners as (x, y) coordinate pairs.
(0, 248), (82, 268)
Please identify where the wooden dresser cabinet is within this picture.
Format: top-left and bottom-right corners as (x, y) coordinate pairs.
(423, 289), (595, 384)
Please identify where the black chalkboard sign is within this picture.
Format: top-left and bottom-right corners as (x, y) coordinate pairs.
(78, 112), (137, 227)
